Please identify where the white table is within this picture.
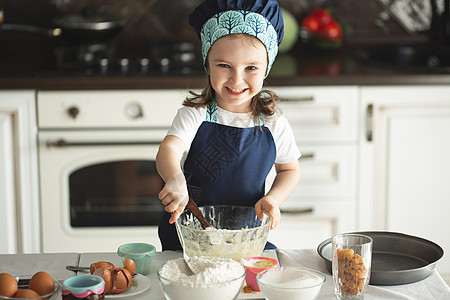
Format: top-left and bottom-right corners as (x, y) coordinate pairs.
(1, 249), (449, 299)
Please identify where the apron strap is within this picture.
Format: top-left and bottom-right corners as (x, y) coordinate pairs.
(206, 99), (265, 126)
(206, 100), (218, 123)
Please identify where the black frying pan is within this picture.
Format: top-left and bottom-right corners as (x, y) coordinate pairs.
(0, 11), (125, 43)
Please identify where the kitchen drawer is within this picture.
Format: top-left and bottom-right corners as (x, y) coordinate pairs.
(295, 145), (357, 199)
(269, 200), (356, 250)
(37, 89), (187, 129)
(269, 86), (359, 143)
(266, 145), (357, 199)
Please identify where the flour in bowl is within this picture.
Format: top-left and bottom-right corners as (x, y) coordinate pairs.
(158, 257), (245, 300)
(159, 256), (244, 287)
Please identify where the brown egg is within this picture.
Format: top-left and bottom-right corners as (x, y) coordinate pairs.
(124, 258), (136, 276)
(92, 266), (112, 294)
(90, 261), (115, 274)
(29, 271), (54, 296)
(110, 268), (132, 294)
(0, 273), (18, 297)
(15, 288), (41, 298)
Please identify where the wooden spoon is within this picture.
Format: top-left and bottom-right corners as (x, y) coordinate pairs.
(186, 197), (211, 229)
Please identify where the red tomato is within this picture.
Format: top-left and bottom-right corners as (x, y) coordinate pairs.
(301, 16), (320, 33)
(317, 21), (343, 42)
(311, 8), (333, 27)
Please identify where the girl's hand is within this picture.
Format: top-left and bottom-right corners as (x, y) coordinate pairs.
(255, 196), (281, 230)
(158, 173), (188, 224)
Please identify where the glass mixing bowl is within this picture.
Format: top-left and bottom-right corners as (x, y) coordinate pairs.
(176, 205), (271, 261)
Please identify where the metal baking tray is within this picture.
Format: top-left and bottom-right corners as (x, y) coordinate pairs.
(317, 231), (444, 285)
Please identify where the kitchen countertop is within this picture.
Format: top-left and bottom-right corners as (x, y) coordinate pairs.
(1, 41), (450, 90)
(0, 252), (79, 281)
(1, 249), (449, 299)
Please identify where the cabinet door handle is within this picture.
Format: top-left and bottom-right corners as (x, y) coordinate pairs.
(280, 95), (314, 102)
(300, 153), (314, 160)
(280, 208), (314, 215)
(45, 139), (161, 148)
(366, 104), (374, 142)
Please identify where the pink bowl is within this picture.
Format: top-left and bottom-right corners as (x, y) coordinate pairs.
(242, 257), (279, 292)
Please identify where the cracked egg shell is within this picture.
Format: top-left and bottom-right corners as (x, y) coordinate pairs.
(110, 268), (132, 294)
(92, 266), (112, 295)
(90, 261), (115, 274)
(124, 258), (135, 276)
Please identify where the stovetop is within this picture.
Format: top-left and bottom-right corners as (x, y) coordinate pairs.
(35, 41), (206, 78)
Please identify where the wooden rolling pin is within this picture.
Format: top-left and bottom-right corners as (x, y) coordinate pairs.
(186, 197), (212, 229)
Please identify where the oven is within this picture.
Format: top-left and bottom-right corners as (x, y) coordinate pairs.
(37, 90), (186, 253)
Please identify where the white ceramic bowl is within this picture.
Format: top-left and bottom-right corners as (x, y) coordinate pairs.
(256, 267), (325, 300)
(157, 259), (245, 300)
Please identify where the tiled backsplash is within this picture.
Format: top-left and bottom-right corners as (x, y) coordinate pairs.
(0, 0), (426, 48)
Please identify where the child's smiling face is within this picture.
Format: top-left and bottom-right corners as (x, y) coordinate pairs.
(207, 34), (268, 113)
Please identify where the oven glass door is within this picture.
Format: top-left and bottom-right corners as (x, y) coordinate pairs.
(69, 159), (164, 227)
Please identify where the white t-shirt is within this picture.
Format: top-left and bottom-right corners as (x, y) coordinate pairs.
(167, 105), (301, 165)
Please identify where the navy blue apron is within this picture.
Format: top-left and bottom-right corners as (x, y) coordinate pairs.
(159, 100), (276, 250)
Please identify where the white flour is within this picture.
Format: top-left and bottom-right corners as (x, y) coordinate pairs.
(158, 257), (245, 300)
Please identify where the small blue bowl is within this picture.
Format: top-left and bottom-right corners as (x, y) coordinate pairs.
(117, 243), (156, 275)
(62, 275), (105, 299)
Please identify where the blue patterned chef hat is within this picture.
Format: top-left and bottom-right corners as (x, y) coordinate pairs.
(189, 0), (284, 77)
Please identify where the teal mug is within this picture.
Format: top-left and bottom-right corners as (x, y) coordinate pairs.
(117, 243), (156, 275)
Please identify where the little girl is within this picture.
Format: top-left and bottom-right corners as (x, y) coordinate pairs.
(156, 0), (301, 251)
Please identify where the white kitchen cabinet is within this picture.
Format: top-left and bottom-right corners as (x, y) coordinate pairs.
(293, 145), (357, 199)
(0, 91), (40, 254)
(273, 86), (359, 143)
(267, 86), (359, 249)
(0, 110), (16, 253)
(359, 85), (450, 282)
(269, 200), (355, 250)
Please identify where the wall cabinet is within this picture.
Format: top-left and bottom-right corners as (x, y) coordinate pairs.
(0, 91), (40, 254)
(359, 85), (450, 282)
(267, 86), (359, 250)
